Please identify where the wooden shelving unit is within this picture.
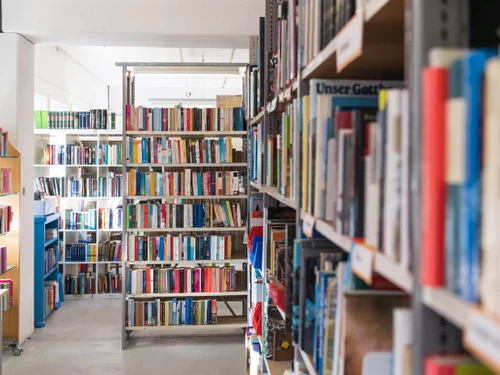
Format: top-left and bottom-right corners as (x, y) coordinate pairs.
(0, 142), (22, 355)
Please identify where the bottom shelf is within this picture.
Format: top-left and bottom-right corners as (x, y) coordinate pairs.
(126, 316), (246, 330)
(64, 293), (122, 300)
(264, 357), (291, 375)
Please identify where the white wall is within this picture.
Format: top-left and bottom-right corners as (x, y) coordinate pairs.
(0, 33), (35, 344)
(35, 46), (108, 110)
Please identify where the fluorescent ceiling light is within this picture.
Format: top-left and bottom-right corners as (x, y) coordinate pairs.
(133, 65), (241, 76)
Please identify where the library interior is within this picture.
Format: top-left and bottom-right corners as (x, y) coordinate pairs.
(1, 1), (500, 374)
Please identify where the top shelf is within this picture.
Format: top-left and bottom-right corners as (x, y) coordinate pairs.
(301, 0), (404, 80)
(35, 129), (122, 136)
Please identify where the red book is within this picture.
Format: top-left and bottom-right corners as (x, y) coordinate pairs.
(174, 269), (180, 293)
(425, 355), (487, 375)
(422, 67), (448, 287)
(162, 108), (167, 131)
(161, 203), (166, 228)
(135, 237), (139, 261)
(142, 204), (148, 228)
(145, 268), (151, 293)
(126, 104), (132, 131)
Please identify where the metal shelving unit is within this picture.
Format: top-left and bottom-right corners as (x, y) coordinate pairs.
(117, 62), (250, 349)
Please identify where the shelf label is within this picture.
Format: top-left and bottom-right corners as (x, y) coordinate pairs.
(464, 307), (500, 373)
(303, 214), (316, 238)
(285, 88), (292, 101)
(351, 243), (374, 285)
(336, 12), (364, 73)
(364, 0), (385, 21)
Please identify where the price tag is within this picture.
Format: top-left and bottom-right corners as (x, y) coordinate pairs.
(303, 214), (316, 238)
(351, 243), (374, 285)
(336, 12), (364, 73)
(464, 307), (500, 373)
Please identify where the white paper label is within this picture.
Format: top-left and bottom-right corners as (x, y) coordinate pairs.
(285, 88), (292, 100)
(303, 214), (316, 238)
(464, 307), (500, 372)
(336, 13), (364, 72)
(351, 243), (374, 285)
(270, 97), (278, 112)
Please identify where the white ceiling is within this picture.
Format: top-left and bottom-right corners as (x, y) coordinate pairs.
(63, 46), (249, 87)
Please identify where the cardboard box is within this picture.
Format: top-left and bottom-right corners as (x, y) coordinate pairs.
(34, 198), (57, 216)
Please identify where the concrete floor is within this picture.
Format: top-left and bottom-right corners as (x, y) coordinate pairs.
(3, 299), (245, 375)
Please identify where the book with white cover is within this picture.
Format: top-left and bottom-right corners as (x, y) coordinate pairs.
(383, 89), (402, 262)
(393, 308), (413, 375)
(400, 90), (411, 270)
(481, 58), (500, 316)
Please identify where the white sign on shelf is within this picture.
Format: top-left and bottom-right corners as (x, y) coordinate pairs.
(351, 243), (374, 285)
(303, 214), (316, 238)
(270, 97), (278, 112)
(464, 307), (500, 373)
(336, 12), (364, 73)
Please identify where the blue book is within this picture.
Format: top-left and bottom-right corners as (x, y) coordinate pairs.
(159, 236), (164, 260)
(148, 301), (152, 326)
(129, 300), (134, 326)
(317, 272), (336, 375)
(460, 49), (497, 302)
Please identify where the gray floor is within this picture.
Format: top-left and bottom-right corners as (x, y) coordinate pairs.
(4, 299), (245, 375)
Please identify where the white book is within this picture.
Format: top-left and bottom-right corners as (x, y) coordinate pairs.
(336, 129), (352, 230)
(393, 308), (413, 375)
(364, 156), (372, 247)
(314, 95), (332, 218)
(367, 123), (380, 248)
(202, 108), (207, 131)
(313, 0), (322, 57)
(429, 47), (468, 67)
(383, 89), (402, 261)
(185, 168), (191, 196)
(400, 90), (411, 270)
(325, 138), (336, 222)
(128, 235), (135, 261)
(482, 59), (500, 316)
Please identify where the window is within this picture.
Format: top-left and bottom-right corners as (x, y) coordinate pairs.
(34, 94), (47, 111)
(49, 100), (69, 112)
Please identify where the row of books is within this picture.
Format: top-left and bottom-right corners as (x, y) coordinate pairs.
(301, 0), (357, 69)
(125, 201), (243, 229)
(0, 279), (13, 311)
(43, 281), (59, 317)
(0, 246), (7, 274)
(0, 205), (12, 234)
(127, 266), (238, 295)
(421, 48), (500, 317)
(98, 272), (122, 294)
(244, 65), (261, 119)
(0, 168), (12, 195)
(44, 246), (58, 274)
(0, 129), (9, 157)
(301, 80), (407, 262)
(35, 174), (122, 198)
(64, 208), (123, 230)
(127, 298), (218, 327)
(64, 272), (96, 295)
(249, 127), (262, 182)
(272, 102), (296, 198)
(125, 105), (244, 132)
(127, 169), (243, 197)
(99, 240), (123, 262)
(34, 109), (116, 130)
(65, 243), (97, 262)
(127, 137), (243, 165)
(127, 234), (234, 262)
(273, 0), (297, 97)
(42, 143), (122, 165)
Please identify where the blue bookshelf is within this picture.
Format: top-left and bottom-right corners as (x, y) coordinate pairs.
(34, 212), (61, 328)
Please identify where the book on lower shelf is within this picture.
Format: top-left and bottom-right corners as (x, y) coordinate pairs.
(127, 265), (244, 295)
(64, 265), (96, 295)
(127, 298), (218, 327)
(0, 245), (7, 274)
(64, 207), (123, 231)
(98, 272), (122, 294)
(0, 205), (13, 233)
(43, 280), (60, 316)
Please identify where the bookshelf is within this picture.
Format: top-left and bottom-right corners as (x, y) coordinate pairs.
(34, 129), (124, 300)
(117, 62), (249, 348)
(244, 0), (500, 375)
(34, 212), (62, 327)
(0, 142), (22, 355)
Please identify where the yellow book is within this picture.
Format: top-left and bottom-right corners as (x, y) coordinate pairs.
(182, 139), (187, 163)
(225, 201), (234, 227)
(228, 235), (232, 259)
(228, 137), (233, 162)
(150, 172), (155, 196)
(302, 96), (310, 210)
